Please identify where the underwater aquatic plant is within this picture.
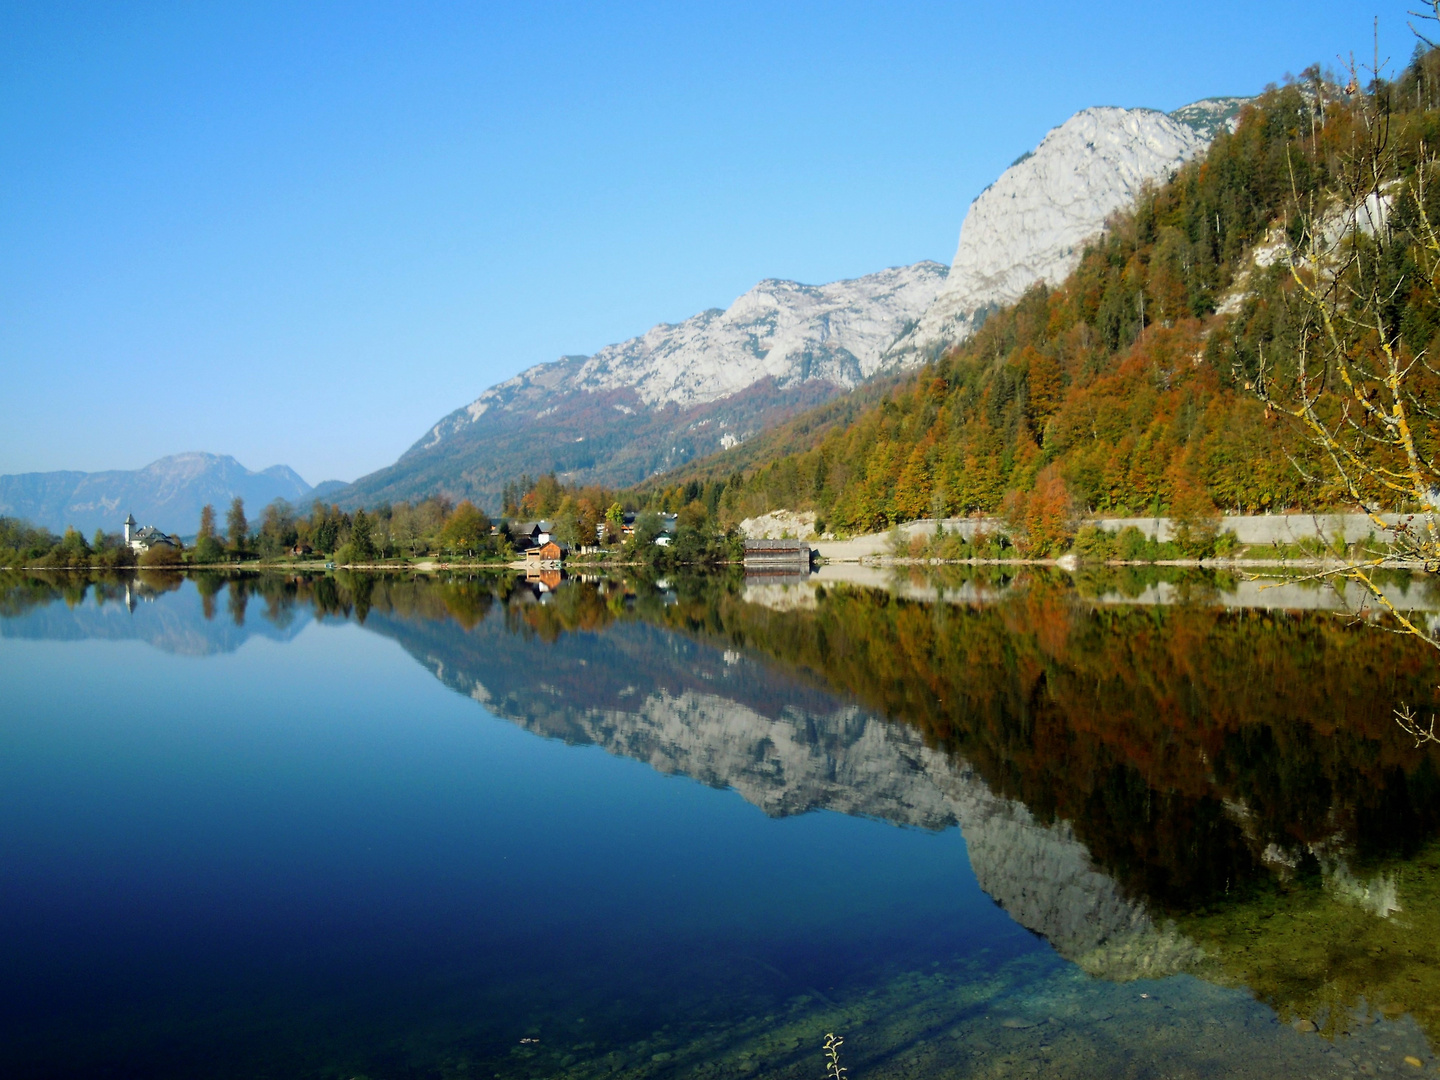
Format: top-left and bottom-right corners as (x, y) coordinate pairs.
(822, 1032), (847, 1080)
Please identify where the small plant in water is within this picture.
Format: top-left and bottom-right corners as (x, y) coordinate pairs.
(823, 1032), (847, 1080)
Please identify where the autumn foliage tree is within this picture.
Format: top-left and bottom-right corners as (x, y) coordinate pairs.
(194, 504), (224, 563)
(1002, 465), (1076, 555)
(1168, 468), (1221, 554)
(438, 501), (491, 555)
(226, 497), (248, 555)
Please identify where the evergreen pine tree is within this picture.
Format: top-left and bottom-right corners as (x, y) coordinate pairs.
(349, 508), (377, 561)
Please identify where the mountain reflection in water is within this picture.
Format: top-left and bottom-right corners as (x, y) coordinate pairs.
(3, 566), (1439, 1078)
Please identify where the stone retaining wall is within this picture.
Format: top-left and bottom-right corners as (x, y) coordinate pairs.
(810, 513), (1418, 561)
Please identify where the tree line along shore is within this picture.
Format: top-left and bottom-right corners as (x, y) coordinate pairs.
(3, 488), (1427, 572)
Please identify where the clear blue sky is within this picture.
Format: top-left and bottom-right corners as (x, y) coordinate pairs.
(0, 1), (1419, 484)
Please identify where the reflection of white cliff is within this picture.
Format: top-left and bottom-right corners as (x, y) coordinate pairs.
(440, 650), (1203, 981)
(1224, 798), (1403, 919)
(952, 774), (1204, 980)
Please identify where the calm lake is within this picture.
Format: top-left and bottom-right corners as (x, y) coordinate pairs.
(3, 567), (1440, 1079)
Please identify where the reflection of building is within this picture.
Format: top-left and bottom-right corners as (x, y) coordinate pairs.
(516, 570), (564, 596)
(123, 513), (180, 554)
(536, 569), (562, 591)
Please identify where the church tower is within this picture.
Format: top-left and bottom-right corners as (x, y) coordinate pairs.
(123, 513), (136, 546)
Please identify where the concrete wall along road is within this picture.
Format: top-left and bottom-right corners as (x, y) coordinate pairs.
(810, 513), (1419, 562)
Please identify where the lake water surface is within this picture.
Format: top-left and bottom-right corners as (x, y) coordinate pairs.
(3, 568), (1440, 1079)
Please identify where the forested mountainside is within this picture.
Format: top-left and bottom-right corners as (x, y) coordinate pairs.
(335, 100), (1232, 514)
(654, 63), (1440, 535)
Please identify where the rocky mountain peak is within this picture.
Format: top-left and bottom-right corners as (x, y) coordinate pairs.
(455, 260), (950, 424)
(341, 97), (1242, 509)
(1169, 95), (1251, 140)
(890, 104), (1217, 358)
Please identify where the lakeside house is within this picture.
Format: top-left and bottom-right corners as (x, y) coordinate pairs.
(597, 512), (636, 542)
(510, 511), (678, 551)
(509, 521), (551, 552)
(598, 512), (679, 544)
(524, 539), (568, 566)
(122, 512), (180, 554)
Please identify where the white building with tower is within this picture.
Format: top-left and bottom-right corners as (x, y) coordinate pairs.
(123, 513), (179, 554)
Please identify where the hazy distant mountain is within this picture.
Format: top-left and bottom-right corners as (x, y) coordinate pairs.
(309, 479), (351, 500)
(0, 576), (307, 655)
(337, 97), (1243, 512)
(0, 452), (312, 536)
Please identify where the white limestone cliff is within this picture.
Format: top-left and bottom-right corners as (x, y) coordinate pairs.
(368, 97), (1244, 505)
(426, 261), (948, 449)
(425, 100), (1237, 456)
(890, 107), (1210, 358)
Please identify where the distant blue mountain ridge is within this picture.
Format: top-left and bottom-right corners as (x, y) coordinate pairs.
(0, 452), (341, 537)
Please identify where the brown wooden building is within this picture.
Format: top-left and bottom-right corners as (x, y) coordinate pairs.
(525, 540), (567, 564)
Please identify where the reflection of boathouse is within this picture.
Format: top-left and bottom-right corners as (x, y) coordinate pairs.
(531, 568), (563, 591)
(517, 569), (564, 598)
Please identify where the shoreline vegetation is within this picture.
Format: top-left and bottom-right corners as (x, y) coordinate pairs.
(6, 497), (1433, 574)
(6, 481), (1432, 586)
(11, 550), (1434, 572)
